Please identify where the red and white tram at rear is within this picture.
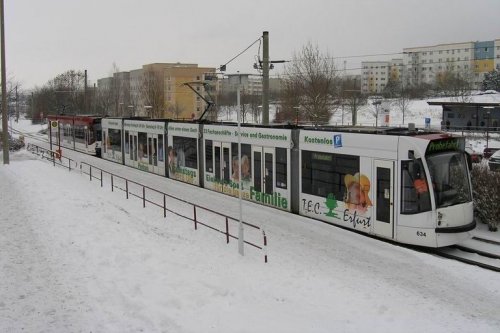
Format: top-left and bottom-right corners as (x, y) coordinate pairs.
(47, 115), (102, 156)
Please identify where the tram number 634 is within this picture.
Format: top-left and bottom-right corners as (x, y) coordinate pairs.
(416, 231), (427, 237)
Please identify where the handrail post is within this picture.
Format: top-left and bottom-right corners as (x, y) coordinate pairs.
(68, 159), (71, 172)
(111, 174), (114, 192)
(100, 170), (103, 187)
(143, 187), (145, 207)
(89, 166), (92, 181)
(193, 206), (197, 230)
(226, 217), (229, 244)
(126, 180), (129, 199)
(163, 194), (166, 218)
(263, 230), (268, 263)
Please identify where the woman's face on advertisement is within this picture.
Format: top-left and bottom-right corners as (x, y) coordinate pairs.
(349, 182), (361, 204)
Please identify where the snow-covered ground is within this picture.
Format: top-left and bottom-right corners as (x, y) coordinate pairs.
(1, 117), (500, 331)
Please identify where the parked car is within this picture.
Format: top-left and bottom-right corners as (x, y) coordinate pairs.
(465, 147), (482, 163)
(489, 150), (500, 171)
(483, 147), (500, 159)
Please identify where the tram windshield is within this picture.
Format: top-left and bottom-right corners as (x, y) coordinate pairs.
(426, 151), (471, 208)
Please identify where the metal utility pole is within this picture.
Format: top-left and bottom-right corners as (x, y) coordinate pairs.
(1, 0), (8, 164)
(236, 75), (244, 256)
(262, 31), (269, 125)
(84, 69), (88, 114)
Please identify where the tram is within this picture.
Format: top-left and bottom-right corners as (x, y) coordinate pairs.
(52, 116), (476, 247)
(46, 115), (102, 156)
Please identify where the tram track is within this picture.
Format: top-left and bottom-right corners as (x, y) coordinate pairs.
(434, 237), (500, 272)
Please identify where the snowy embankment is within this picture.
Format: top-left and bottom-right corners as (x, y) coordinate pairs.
(1, 144), (500, 332)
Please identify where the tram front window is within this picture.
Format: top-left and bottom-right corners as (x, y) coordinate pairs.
(427, 152), (471, 208)
(401, 159), (431, 214)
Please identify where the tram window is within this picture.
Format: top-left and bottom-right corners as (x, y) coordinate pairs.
(302, 150), (359, 199)
(215, 146), (221, 179)
(153, 138), (158, 166)
(138, 132), (148, 160)
(88, 129), (94, 144)
(125, 131), (129, 154)
(158, 135), (164, 162)
(230, 143), (251, 182)
(148, 138), (153, 165)
(205, 140), (213, 172)
(95, 124), (102, 141)
(74, 126), (85, 141)
(134, 136), (138, 161)
(108, 129), (121, 152)
(173, 136), (197, 169)
(401, 159), (431, 214)
(102, 131), (106, 153)
(276, 148), (287, 189)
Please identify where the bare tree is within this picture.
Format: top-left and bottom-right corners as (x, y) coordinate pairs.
(95, 85), (114, 116)
(167, 102), (184, 119)
(435, 67), (473, 103)
(141, 69), (164, 118)
(341, 76), (364, 126)
(48, 70), (85, 115)
(279, 42), (339, 124)
(393, 87), (412, 125)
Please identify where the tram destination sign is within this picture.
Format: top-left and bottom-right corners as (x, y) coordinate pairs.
(426, 138), (462, 154)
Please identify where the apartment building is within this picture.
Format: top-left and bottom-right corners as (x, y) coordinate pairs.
(221, 74), (263, 95)
(361, 61), (391, 94)
(360, 39), (499, 93)
(496, 39), (500, 71)
(97, 63), (216, 119)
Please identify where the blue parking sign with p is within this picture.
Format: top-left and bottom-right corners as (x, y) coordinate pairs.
(334, 135), (342, 148)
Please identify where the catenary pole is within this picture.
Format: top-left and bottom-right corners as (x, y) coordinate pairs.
(1, 0), (9, 164)
(262, 31), (269, 125)
(237, 75), (244, 256)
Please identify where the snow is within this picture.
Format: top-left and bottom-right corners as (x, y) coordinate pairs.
(1, 119), (500, 331)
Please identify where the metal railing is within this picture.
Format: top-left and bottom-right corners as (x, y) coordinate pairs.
(27, 143), (77, 171)
(26, 142), (268, 262)
(78, 161), (268, 262)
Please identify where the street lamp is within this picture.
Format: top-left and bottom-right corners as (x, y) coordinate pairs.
(128, 105), (135, 117)
(293, 106), (300, 125)
(483, 106), (494, 148)
(372, 99), (382, 128)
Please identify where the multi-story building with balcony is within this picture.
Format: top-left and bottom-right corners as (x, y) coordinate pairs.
(361, 61), (391, 94)
(403, 41), (475, 87)
(361, 39), (499, 93)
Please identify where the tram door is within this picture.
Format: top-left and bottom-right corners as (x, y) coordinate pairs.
(84, 126), (89, 149)
(373, 160), (395, 239)
(147, 134), (159, 174)
(252, 146), (274, 195)
(213, 142), (231, 185)
(129, 133), (138, 168)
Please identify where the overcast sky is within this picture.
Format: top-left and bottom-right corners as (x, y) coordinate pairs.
(5, 0), (500, 89)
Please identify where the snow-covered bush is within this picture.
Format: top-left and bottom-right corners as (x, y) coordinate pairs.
(471, 164), (500, 231)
